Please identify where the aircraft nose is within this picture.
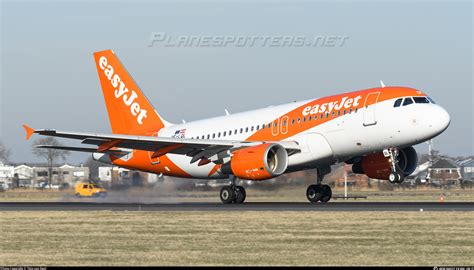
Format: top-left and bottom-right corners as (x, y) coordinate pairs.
(430, 105), (450, 134)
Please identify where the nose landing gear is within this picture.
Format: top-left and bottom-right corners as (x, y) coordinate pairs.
(220, 175), (246, 204)
(306, 167), (332, 203)
(384, 148), (405, 184)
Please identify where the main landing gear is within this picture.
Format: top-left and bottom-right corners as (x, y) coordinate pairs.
(220, 175), (246, 204)
(384, 148), (405, 184)
(306, 167), (332, 203)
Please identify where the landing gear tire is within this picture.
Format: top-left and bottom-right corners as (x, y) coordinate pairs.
(220, 186), (235, 204)
(234, 186), (246, 204)
(389, 172), (403, 184)
(307, 185), (322, 203)
(320, 185), (332, 203)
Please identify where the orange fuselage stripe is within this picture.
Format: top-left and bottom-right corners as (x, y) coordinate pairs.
(247, 87), (424, 141)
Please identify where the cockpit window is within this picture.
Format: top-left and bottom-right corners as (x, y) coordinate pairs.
(402, 97), (413, 106)
(427, 97), (436, 104)
(413, 97), (430, 104)
(393, 98), (403, 107)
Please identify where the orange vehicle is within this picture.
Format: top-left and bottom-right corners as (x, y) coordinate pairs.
(74, 182), (107, 198)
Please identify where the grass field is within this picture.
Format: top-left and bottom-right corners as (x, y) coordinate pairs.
(1, 211), (473, 266)
(1, 187), (473, 203)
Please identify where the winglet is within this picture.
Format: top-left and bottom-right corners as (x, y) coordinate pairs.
(22, 124), (35, 140)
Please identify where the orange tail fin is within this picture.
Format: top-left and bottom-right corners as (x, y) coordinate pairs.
(93, 50), (169, 135)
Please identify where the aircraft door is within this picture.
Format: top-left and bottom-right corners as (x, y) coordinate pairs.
(280, 116), (289, 135)
(271, 118), (280, 137)
(363, 92), (380, 126)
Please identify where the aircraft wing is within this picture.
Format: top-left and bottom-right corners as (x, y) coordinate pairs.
(23, 125), (301, 164)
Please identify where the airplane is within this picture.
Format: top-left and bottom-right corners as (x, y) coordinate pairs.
(23, 49), (450, 204)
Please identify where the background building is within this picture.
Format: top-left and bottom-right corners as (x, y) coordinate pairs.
(0, 162), (14, 189)
(28, 164), (89, 187)
(13, 164), (34, 187)
(427, 158), (462, 187)
(458, 158), (474, 186)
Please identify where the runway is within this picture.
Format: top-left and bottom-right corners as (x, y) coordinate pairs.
(0, 201), (473, 211)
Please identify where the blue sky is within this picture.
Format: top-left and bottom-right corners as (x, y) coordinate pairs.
(1, 0), (472, 164)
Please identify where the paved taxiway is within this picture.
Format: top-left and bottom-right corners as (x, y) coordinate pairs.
(0, 202), (472, 211)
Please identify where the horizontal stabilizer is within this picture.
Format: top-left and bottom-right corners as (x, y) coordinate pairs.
(35, 145), (129, 155)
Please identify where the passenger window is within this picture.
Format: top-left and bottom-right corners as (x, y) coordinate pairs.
(256, 125), (260, 130)
(308, 116), (312, 121)
(403, 98), (413, 106)
(212, 134), (216, 139)
(413, 97), (429, 104)
(273, 122), (277, 127)
(268, 123), (271, 128)
(261, 124), (265, 129)
(297, 118), (300, 123)
(303, 117), (306, 123)
(223, 131), (226, 137)
(291, 119), (295, 125)
(207, 135), (210, 139)
(240, 128), (243, 134)
(245, 127), (249, 132)
(235, 129), (238, 134)
(314, 115), (317, 119)
(83, 185), (88, 189)
(251, 126), (254, 132)
(393, 98), (403, 107)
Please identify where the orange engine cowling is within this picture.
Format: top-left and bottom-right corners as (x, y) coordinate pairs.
(221, 143), (289, 180)
(352, 146), (418, 180)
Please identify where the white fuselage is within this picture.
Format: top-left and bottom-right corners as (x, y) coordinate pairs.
(157, 89), (450, 179)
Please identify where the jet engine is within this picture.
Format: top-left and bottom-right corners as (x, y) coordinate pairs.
(352, 146), (418, 180)
(221, 143), (289, 180)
